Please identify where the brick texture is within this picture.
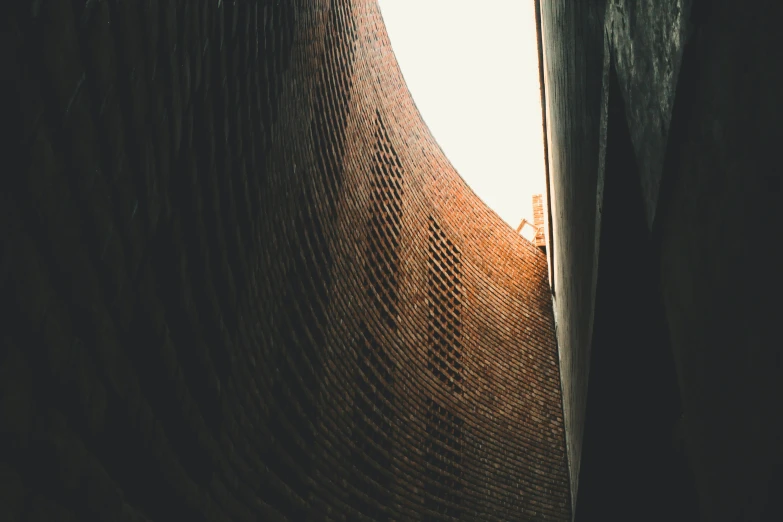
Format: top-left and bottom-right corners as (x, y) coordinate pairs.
(533, 195), (546, 248)
(2, 1), (570, 520)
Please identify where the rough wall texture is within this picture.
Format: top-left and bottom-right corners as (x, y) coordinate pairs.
(607, 0), (691, 227)
(655, 1), (783, 519)
(1, 1), (570, 521)
(540, 0), (782, 519)
(538, 0), (690, 508)
(538, 0), (608, 505)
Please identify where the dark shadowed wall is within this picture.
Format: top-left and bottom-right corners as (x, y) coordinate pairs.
(537, 0), (608, 504)
(539, 0), (782, 520)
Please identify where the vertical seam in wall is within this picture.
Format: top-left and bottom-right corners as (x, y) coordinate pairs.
(534, 0), (555, 297)
(535, 2), (574, 518)
(569, 27), (613, 519)
(536, 2), (574, 518)
(585, 26), (613, 394)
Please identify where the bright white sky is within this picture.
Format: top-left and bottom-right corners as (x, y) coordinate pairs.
(377, 0), (545, 232)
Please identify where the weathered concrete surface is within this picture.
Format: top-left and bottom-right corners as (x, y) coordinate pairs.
(541, 0), (783, 519)
(573, 62), (699, 522)
(538, 0), (608, 508)
(540, 3), (693, 506)
(607, 0), (691, 227)
(656, 1), (783, 519)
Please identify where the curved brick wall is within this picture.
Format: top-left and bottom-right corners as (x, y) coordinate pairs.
(2, 1), (570, 520)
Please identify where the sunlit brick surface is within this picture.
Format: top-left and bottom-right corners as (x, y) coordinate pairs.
(2, 1), (570, 520)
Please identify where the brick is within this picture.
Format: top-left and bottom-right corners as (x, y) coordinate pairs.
(2, 1), (568, 520)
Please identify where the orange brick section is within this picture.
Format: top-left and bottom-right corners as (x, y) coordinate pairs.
(533, 194), (547, 248)
(2, 1), (570, 521)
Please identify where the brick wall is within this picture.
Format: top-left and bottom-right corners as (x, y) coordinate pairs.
(1, 1), (570, 520)
(533, 194), (546, 248)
